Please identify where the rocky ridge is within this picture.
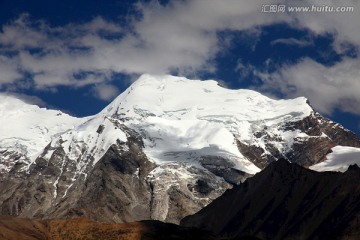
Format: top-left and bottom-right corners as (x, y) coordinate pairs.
(0, 74), (360, 224)
(181, 159), (360, 239)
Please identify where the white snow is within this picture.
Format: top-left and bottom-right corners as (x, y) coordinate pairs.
(49, 115), (127, 169)
(104, 75), (312, 125)
(310, 146), (360, 172)
(0, 94), (80, 164)
(101, 74), (314, 175)
(0, 94), (128, 178)
(44, 114), (128, 198)
(0, 74), (319, 178)
(136, 116), (260, 174)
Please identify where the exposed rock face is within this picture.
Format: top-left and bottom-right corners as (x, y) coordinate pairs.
(284, 113), (360, 166)
(0, 124), (228, 224)
(181, 160), (360, 240)
(0, 125), (152, 221)
(1, 74), (360, 225)
(44, 133), (156, 223)
(237, 112), (360, 168)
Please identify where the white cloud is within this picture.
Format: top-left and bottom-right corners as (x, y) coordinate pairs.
(256, 57), (360, 115)
(0, 56), (21, 85)
(2, 92), (47, 107)
(0, 0), (358, 114)
(0, 14), (49, 50)
(246, 0), (360, 116)
(289, 0), (360, 50)
(92, 83), (120, 101)
(270, 38), (313, 47)
(0, 0), (289, 91)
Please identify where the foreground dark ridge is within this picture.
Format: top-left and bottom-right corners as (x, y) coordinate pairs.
(181, 159), (360, 240)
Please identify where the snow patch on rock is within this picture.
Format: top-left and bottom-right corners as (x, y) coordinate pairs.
(310, 146), (360, 172)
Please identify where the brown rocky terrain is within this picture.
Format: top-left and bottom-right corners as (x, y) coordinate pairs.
(0, 217), (216, 240)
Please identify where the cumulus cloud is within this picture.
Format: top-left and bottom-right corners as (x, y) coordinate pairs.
(0, 0), (359, 115)
(256, 57), (360, 115)
(0, 0), (290, 91)
(252, 0), (360, 115)
(288, 0), (360, 52)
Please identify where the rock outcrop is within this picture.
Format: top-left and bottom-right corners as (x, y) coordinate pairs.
(181, 160), (360, 240)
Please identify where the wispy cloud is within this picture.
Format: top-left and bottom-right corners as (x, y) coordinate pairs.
(92, 83), (120, 101)
(271, 38), (313, 47)
(0, 92), (47, 107)
(0, 55), (21, 84)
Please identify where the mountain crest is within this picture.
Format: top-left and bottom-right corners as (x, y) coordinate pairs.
(347, 163), (360, 172)
(0, 74), (360, 224)
(181, 159), (360, 239)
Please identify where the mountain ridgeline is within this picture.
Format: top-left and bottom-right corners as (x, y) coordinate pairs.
(181, 159), (360, 239)
(0, 74), (360, 225)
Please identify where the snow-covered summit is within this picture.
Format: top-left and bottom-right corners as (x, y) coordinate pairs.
(1, 74), (360, 224)
(31, 74), (315, 179)
(97, 74), (314, 174)
(104, 74), (312, 123)
(0, 94), (80, 166)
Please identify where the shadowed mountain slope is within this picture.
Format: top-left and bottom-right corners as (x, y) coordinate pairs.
(181, 159), (360, 240)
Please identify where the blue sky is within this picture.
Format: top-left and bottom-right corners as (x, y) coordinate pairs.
(0, 0), (360, 135)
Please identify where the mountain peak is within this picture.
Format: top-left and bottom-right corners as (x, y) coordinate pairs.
(1, 74), (360, 225)
(0, 93), (80, 165)
(103, 74), (312, 122)
(266, 157), (305, 173)
(97, 74), (316, 174)
(347, 163), (360, 171)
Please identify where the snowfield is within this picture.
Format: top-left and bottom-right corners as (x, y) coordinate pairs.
(97, 74), (314, 174)
(1, 74), (358, 178)
(310, 146), (360, 172)
(0, 94), (81, 171)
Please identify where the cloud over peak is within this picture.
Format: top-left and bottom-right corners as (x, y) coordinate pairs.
(0, 1), (288, 91)
(0, 0), (359, 116)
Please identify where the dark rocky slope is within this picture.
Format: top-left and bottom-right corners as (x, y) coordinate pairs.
(237, 112), (360, 168)
(181, 159), (360, 240)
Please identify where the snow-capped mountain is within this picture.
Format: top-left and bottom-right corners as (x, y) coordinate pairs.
(0, 74), (360, 224)
(0, 94), (81, 175)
